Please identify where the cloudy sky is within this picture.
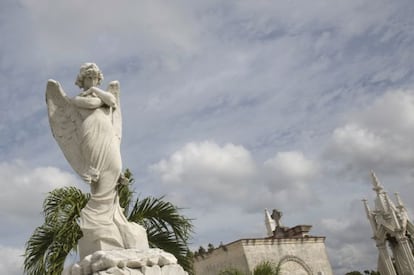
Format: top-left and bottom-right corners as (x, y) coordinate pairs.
(1, 0), (414, 274)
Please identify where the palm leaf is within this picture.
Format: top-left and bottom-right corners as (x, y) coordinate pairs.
(117, 169), (134, 216)
(129, 196), (192, 241)
(146, 227), (193, 272)
(24, 224), (53, 275)
(24, 186), (88, 275)
(43, 186), (89, 224)
(253, 261), (281, 275)
(128, 195), (193, 272)
(219, 268), (246, 275)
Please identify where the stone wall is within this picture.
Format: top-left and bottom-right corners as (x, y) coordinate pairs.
(194, 241), (249, 275)
(194, 237), (333, 275)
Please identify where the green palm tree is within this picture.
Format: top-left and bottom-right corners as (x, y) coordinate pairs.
(219, 260), (281, 275)
(253, 261), (280, 275)
(219, 268), (246, 275)
(24, 169), (193, 275)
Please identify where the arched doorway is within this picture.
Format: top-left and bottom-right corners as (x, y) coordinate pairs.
(278, 255), (313, 275)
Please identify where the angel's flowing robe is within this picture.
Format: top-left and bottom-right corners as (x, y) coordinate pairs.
(76, 99), (148, 259)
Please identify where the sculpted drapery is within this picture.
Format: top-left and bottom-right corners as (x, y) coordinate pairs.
(46, 63), (148, 259)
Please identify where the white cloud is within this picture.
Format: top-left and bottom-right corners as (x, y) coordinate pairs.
(151, 141), (256, 206)
(0, 160), (81, 248)
(0, 245), (23, 275)
(151, 142), (320, 215)
(354, 90), (414, 134)
(0, 160), (80, 219)
(264, 151), (317, 186)
(326, 90), (414, 176)
(331, 124), (385, 162)
(153, 141), (255, 183)
(319, 214), (377, 274)
(0, 161), (84, 273)
(263, 151), (319, 208)
(18, 0), (201, 67)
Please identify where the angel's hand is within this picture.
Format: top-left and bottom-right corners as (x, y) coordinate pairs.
(89, 87), (116, 107)
(72, 95), (103, 109)
(79, 89), (94, 97)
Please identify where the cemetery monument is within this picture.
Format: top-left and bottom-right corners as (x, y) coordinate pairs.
(46, 63), (187, 275)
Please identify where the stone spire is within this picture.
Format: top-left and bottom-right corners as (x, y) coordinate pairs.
(370, 171), (383, 193)
(371, 171), (388, 213)
(362, 199), (377, 235)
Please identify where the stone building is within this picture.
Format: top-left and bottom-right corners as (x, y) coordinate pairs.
(194, 210), (333, 275)
(363, 172), (414, 275)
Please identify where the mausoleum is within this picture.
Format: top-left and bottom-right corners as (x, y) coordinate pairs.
(194, 210), (333, 275)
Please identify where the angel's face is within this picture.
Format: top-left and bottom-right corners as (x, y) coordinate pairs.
(83, 75), (99, 90)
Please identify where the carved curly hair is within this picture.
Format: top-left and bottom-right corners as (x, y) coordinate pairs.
(75, 63), (104, 88)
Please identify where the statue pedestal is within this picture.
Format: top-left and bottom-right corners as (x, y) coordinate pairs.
(78, 216), (150, 260)
(63, 248), (188, 275)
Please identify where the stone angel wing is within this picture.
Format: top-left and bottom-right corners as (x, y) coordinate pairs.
(45, 80), (89, 180)
(107, 81), (122, 141)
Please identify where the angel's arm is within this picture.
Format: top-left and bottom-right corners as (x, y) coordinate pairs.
(72, 95), (104, 109)
(88, 87), (117, 108)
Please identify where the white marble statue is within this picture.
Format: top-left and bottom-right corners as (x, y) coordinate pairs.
(46, 63), (149, 260)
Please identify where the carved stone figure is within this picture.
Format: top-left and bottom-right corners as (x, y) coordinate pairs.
(271, 209), (283, 227)
(46, 63), (149, 259)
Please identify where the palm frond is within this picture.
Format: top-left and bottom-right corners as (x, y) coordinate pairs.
(117, 169), (134, 216)
(24, 224), (53, 275)
(43, 186), (89, 224)
(24, 186), (88, 275)
(219, 268), (247, 275)
(129, 196), (193, 241)
(146, 226), (193, 272)
(253, 260), (281, 275)
(42, 220), (81, 274)
(128, 195), (193, 272)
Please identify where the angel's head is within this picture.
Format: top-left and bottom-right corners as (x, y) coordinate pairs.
(75, 63), (104, 90)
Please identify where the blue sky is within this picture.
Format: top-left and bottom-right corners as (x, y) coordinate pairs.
(1, 0), (414, 274)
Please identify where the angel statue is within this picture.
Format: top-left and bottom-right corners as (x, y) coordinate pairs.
(46, 63), (149, 259)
